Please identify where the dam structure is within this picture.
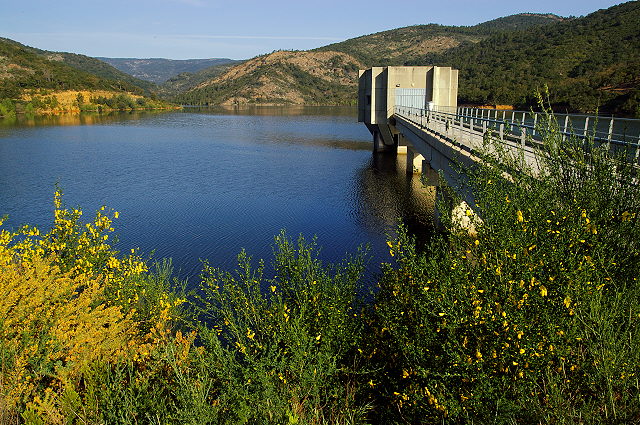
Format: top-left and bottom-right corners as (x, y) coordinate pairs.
(358, 66), (640, 211)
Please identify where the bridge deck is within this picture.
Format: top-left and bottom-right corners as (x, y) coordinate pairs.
(394, 105), (640, 168)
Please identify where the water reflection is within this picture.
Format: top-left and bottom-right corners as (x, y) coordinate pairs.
(0, 110), (168, 131)
(357, 152), (436, 243)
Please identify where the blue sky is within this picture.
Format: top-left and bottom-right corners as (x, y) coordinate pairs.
(0, 0), (627, 60)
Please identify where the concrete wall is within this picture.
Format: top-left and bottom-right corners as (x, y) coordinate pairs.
(358, 65), (459, 125)
(432, 67), (459, 113)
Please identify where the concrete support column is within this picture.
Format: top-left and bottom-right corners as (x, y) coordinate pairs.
(406, 147), (424, 174)
(434, 188), (482, 237)
(373, 131), (386, 152)
(373, 130), (397, 153)
(422, 162), (439, 186)
(397, 133), (408, 154)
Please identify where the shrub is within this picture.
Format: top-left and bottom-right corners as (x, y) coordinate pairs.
(370, 106), (640, 423)
(191, 232), (369, 424)
(0, 192), (183, 423)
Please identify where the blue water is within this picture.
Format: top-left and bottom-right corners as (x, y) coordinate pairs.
(0, 107), (435, 284)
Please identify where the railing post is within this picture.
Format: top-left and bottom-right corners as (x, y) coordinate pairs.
(499, 122), (504, 141)
(563, 116), (569, 142)
(584, 116), (589, 138)
(607, 118), (614, 152)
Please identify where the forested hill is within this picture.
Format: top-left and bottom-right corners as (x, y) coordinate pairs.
(0, 38), (176, 117)
(410, 2), (640, 116)
(175, 13), (561, 106)
(0, 38), (154, 99)
(314, 13), (564, 66)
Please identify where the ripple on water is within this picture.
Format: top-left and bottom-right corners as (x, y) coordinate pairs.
(0, 108), (436, 285)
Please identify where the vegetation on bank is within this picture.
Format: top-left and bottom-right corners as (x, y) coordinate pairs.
(0, 90), (177, 119)
(1, 106), (639, 424)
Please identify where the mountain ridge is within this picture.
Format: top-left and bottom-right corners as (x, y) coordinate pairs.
(175, 6), (639, 117)
(97, 57), (242, 84)
(174, 13), (566, 106)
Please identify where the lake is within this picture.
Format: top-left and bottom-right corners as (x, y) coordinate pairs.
(0, 106), (435, 284)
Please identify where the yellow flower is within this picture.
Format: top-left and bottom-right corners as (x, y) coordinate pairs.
(516, 210), (523, 222)
(540, 285), (548, 297)
(246, 328), (255, 340)
(114, 211), (120, 219)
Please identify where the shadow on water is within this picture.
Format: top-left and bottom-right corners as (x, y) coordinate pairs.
(356, 151), (437, 250)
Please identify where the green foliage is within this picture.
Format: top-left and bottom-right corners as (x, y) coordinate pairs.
(316, 14), (561, 67)
(0, 99), (16, 118)
(369, 104), (640, 422)
(191, 232), (368, 423)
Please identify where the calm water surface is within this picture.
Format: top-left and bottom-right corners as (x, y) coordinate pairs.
(0, 107), (435, 284)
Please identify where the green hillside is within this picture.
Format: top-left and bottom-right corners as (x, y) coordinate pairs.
(470, 13), (564, 33)
(410, 2), (640, 116)
(33, 51), (158, 94)
(174, 50), (360, 105)
(0, 38), (175, 117)
(316, 13), (563, 66)
(0, 38), (152, 99)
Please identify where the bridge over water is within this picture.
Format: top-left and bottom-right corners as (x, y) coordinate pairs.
(358, 66), (640, 211)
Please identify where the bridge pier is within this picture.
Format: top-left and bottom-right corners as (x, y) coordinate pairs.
(406, 147), (424, 174)
(370, 125), (397, 153)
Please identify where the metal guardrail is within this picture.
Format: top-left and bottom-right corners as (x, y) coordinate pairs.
(394, 105), (640, 162)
